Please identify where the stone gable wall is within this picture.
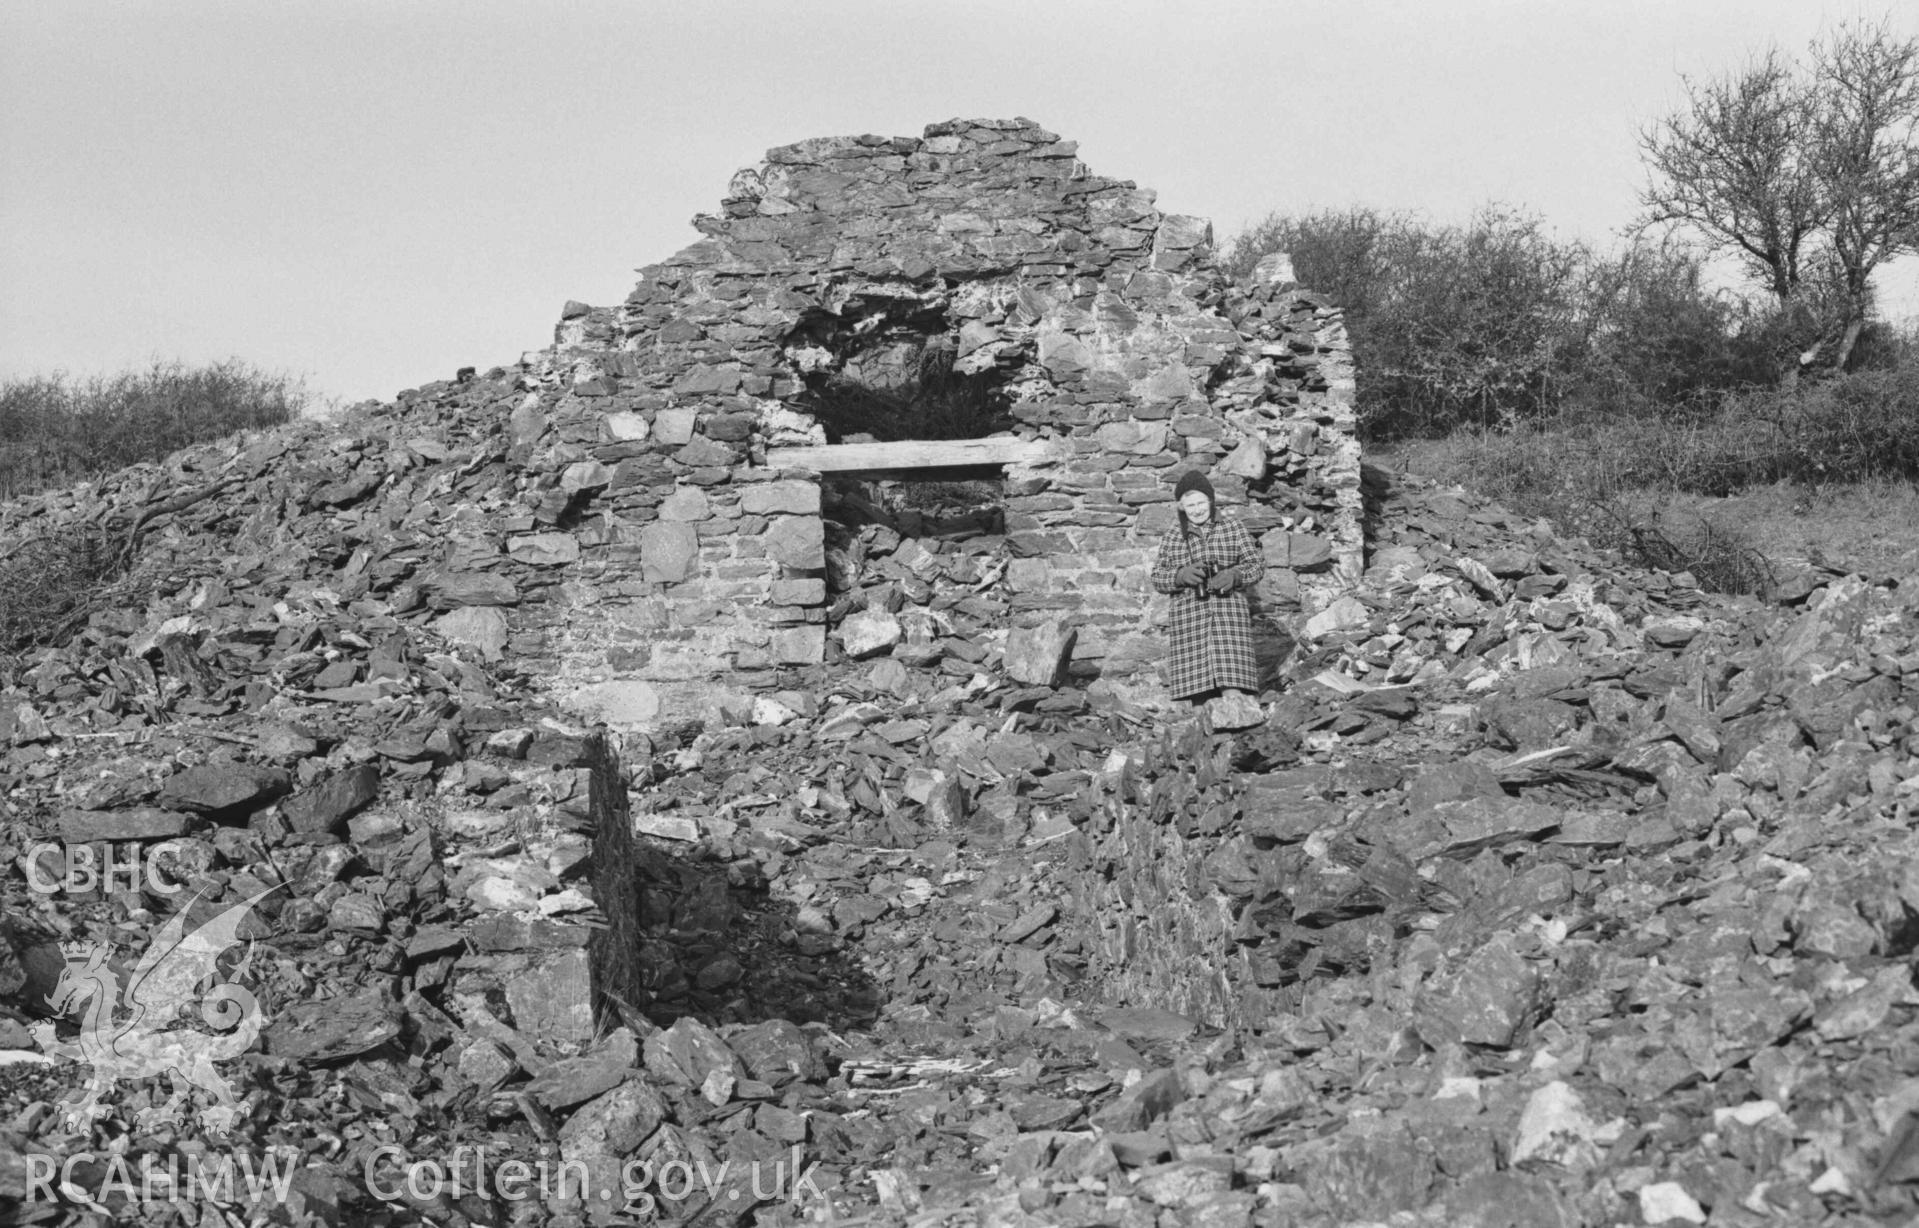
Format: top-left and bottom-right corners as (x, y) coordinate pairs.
(510, 118), (1359, 727)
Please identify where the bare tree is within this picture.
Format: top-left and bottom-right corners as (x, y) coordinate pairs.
(1638, 49), (1825, 305)
(1638, 20), (1919, 381)
(1810, 21), (1919, 370)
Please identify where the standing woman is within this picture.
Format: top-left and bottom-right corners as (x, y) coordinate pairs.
(1150, 470), (1264, 705)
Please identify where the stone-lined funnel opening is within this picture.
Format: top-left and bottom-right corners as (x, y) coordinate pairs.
(786, 298), (1018, 445)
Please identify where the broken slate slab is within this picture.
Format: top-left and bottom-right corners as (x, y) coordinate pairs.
(1547, 810), (1636, 847)
(312, 473), (382, 508)
(1091, 1066), (1185, 1131)
(1000, 904), (1057, 944)
(1206, 690), (1264, 731)
(1638, 1182), (1707, 1225)
(1423, 796), (1560, 858)
(433, 607), (511, 662)
(643, 1015), (747, 1090)
(470, 915), (594, 952)
(1239, 789), (1339, 844)
(726, 1019), (827, 1082)
(508, 532), (582, 566)
(455, 1038), (517, 1094)
(1406, 759), (1506, 814)
(1004, 619), (1076, 687)
(251, 722), (322, 762)
(1643, 616), (1704, 649)
(1510, 1080), (1604, 1168)
(1097, 1007), (1201, 1044)
(503, 948), (595, 1044)
(1414, 934), (1539, 1048)
(1349, 687), (1418, 720)
(526, 1028), (641, 1111)
(1106, 1131), (1174, 1168)
(1302, 595), (1370, 639)
(404, 925), (468, 961)
(1008, 1094), (1085, 1131)
(839, 609), (903, 659)
(559, 1081), (670, 1222)
(158, 763), (292, 819)
(266, 989), (403, 1062)
(1132, 1156), (1236, 1208)
(280, 765), (382, 840)
(428, 571), (519, 608)
(57, 808), (189, 843)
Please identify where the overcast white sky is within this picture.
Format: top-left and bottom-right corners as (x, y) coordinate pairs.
(4, 0), (1916, 406)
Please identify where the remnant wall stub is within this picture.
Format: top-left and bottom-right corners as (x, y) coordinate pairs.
(517, 118), (1362, 727)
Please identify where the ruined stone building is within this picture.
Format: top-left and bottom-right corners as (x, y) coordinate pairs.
(509, 117), (1359, 727)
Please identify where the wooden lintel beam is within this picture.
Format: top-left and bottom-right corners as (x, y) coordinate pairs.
(764, 437), (1054, 473)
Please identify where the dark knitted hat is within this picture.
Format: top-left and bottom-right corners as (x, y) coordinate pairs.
(1173, 470), (1215, 503)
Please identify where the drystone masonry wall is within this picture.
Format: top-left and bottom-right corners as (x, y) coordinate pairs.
(516, 118), (1359, 728)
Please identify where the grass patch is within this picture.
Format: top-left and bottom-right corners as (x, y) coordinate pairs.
(1633, 479), (1919, 580)
(1379, 420), (1788, 594)
(1378, 365), (1919, 594)
(0, 359), (306, 501)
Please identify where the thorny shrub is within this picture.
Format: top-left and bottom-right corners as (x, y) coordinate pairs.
(0, 524), (125, 652)
(1227, 207), (1791, 440)
(0, 359), (305, 500)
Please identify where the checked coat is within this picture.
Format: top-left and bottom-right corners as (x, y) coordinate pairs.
(1150, 512), (1265, 700)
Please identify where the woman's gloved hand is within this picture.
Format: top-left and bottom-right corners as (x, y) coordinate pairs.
(1175, 565), (1205, 590)
(1206, 569), (1238, 594)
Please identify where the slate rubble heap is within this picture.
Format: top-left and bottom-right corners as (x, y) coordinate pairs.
(3, 121), (1919, 1227)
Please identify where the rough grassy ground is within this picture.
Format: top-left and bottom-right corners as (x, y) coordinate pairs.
(1376, 438), (1919, 582)
(1655, 480), (1919, 579)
